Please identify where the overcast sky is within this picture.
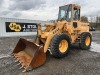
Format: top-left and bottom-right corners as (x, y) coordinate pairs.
(0, 0), (99, 21)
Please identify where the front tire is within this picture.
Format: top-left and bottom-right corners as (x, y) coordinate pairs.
(50, 34), (71, 58)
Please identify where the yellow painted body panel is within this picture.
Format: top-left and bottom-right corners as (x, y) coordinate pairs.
(37, 20), (90, 53)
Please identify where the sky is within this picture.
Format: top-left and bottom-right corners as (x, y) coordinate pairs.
(0, 0), (99, 21)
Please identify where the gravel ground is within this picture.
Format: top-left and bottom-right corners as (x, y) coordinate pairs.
(92, 31), (100, 43)
(0, 31), (100, 75)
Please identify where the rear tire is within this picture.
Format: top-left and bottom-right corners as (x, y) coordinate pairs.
(79, 32), (92, 50)
(50, 34), (71, 58)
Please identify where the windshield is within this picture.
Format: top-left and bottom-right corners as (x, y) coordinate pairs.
(58, 5), (72, 22)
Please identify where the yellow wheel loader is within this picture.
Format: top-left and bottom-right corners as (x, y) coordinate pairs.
(11, 4), (92, 72)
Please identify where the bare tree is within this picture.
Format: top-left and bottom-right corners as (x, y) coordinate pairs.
(99, 16), (100, 23)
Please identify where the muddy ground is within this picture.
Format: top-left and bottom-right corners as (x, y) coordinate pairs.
(0, 31), (100, 75)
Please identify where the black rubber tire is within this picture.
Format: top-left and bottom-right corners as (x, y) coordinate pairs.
(79, 32), (92, 50)
(50, 34), (71, 58)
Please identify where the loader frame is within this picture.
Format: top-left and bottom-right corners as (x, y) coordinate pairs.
(12, 4), (91, 72)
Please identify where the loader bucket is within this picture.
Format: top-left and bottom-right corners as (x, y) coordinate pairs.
(12, 38), (46, 72)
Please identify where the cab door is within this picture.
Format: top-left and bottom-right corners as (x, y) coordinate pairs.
(72, 7), (80, 29)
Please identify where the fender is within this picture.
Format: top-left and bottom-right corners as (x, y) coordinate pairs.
(43, 22), (66, 53)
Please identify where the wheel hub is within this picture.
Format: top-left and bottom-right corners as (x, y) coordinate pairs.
(59, 40), (68, 53)
(85, 36), (90, 46)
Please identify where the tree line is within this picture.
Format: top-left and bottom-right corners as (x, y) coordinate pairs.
(81, 16), (100, 28)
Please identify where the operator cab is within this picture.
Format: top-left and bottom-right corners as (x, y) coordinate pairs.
(58, 4), (80, 22)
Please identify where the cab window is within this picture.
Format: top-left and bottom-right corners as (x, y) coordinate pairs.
(73, 8), (80, 20)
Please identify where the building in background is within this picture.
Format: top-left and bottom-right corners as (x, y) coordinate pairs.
(0, 17), (48, 37)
